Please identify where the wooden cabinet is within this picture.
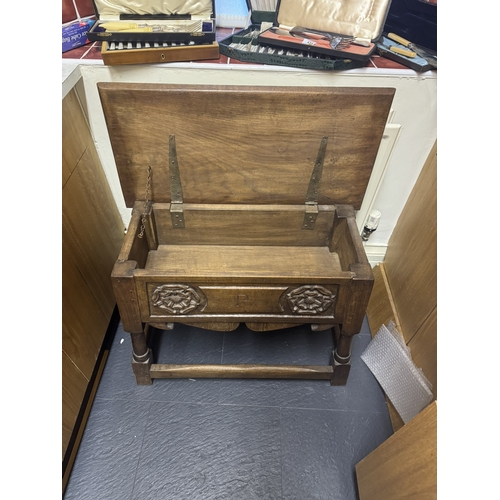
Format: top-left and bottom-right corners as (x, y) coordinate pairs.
(62, 86), (124, 491)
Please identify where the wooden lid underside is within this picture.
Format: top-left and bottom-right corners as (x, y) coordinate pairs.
(97, 83), (395, 209)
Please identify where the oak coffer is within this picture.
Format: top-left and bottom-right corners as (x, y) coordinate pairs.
(98, 83), (395, 386)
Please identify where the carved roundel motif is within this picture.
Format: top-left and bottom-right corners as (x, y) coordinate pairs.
(286, 285), (336, 315)
(151, 284), (202, 315)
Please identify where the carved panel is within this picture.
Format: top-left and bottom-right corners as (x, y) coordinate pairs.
(150, 284), (204, 315)
(282, 285), (336, 315)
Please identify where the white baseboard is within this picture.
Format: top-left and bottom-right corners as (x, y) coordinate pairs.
(364, 244), (388, 267)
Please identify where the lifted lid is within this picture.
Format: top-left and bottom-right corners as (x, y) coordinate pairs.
(91, 0), (214, 20)
(98, 83), (395, 209)
(275, 0), (392, 41)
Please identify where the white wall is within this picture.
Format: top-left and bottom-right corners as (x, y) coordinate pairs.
(72, 62), (436, 262)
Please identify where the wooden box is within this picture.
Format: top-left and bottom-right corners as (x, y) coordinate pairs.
(98, 83), (395, 386)
(100, 40), (219, 66)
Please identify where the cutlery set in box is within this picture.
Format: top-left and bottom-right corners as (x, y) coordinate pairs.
(86, 0), (435, 70)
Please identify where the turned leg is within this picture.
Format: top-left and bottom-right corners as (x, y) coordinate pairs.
(330, 276), (373, 385)
(112, 261), (154, 386)
(330, 328), (352, 386)
(130, 326), (153, 385)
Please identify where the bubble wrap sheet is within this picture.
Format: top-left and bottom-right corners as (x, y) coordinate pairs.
(361, 321), (433, 424)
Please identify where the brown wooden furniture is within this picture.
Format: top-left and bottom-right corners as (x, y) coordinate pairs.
(98, 83), (395, 386)
(62, 86), (124, 492)
(366, 141), (437, 430)
(356, 142), (437, 499)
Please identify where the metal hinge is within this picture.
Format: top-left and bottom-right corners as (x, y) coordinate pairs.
(302, 136), (328, 230)
(169, 135), (185, 228)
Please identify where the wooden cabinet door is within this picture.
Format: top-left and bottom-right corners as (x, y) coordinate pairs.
(62, 86), (124, 481)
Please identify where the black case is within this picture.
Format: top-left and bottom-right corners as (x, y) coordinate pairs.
(87, 0), (216, 45)
(376, 33), (435, 72)
(219, 25), (366, 71)
(384, 0), (436, 52)
(258, 0), (392, 62)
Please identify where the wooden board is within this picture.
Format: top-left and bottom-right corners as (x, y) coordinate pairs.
(62, 146), (123, 321)
(62, 89), (89, 186)
(408, 307), (437, 399)
(384, 142), (437, 343)
(152, 203), (335, 247)
(62, 232), (109, 379)
(62, 87), (125, 487)
(101, 41), (220, 66)
(144, 244), (345, 279)
(98, 84), (395, 209)
(356, 401), (437, 500)
(62, 351), (87, 458)
(366, 263), (401, 335)
(366, 144), (437, 432)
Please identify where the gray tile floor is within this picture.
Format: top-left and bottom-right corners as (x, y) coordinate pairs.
(64, 317), (393, 500)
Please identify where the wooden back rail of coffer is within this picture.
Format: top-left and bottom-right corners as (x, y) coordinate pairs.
(125, 214), (367, 279)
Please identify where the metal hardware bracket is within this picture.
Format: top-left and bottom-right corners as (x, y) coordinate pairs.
(169, 135), (185, 228)
(302, 136), (328, 230)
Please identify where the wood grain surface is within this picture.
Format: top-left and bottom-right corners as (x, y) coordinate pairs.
(144, 244), (344, 279)
(101, 41), (220, 66)
(62, 352), (87, 457)
(62, 87), (124, 471)
(356, 401), (437, 500)
(152, 204), (335, 247)
(384, 142), (437, 344)
(365, 142), (437, 432)
(408, 307), (437, 399)
(150, 363), (334, 379)
(98, 84), (395, 209)
(366, 263), (402, 335)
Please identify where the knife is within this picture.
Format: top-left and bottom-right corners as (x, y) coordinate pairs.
(387, 33), (437, 68)
(389, 46), (416, 58)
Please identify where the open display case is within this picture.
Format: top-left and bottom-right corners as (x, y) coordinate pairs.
(87, 0), (216, 45)
(258, 0), (392, 62)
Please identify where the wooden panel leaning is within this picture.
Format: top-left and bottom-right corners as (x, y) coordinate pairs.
(356, 401), (437, 500)
(101, 84), (395, 386)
